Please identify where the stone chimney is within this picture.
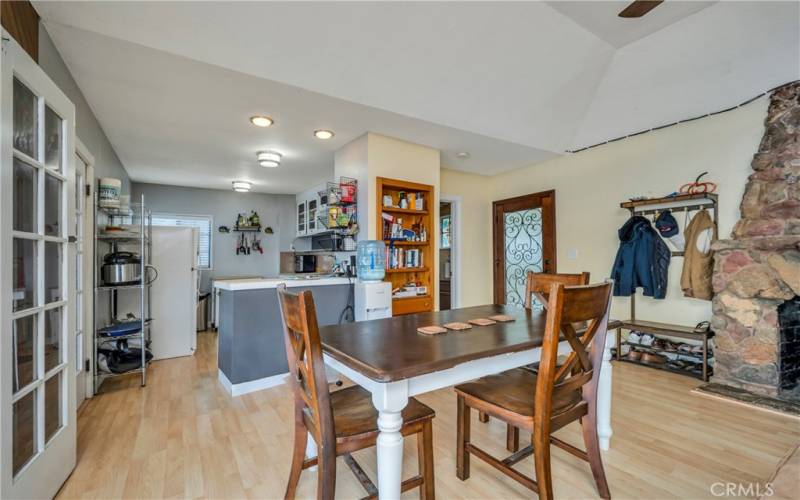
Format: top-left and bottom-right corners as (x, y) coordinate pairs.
(711, 82), (800, 401)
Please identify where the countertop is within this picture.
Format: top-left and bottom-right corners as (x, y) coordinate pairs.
(213, 276), (353, 291)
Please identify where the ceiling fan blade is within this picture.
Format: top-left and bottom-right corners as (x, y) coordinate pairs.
(618, 0), (664, 18)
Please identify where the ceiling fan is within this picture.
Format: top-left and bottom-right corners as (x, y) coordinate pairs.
(618, 0), (664, 18)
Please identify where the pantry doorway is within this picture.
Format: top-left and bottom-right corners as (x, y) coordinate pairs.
(439, 196), (461, 310)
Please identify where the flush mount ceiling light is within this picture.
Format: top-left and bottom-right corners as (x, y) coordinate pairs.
(232, 180), (252, 192)
(257, 150), (282, 168)
(314, 129), (335, 140)
(250, 115), (274, 127)
(456, 151), (471, 160)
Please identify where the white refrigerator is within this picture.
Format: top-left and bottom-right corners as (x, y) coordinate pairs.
(150, 226), (198, 359)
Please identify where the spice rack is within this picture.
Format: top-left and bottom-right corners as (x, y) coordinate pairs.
(377, 177), (434, 315)
(614, 192), (718, 381)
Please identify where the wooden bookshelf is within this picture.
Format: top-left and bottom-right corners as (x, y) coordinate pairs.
(377, 177), (435, 315)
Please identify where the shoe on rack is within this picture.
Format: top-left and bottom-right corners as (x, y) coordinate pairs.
(640, 334), (655, 347)
(628, 332), (641, 345)
(652, 338), (668, 350)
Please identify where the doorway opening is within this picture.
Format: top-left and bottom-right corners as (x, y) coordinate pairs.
(492, 190), (556, 306)
(439, 197), (460, 310)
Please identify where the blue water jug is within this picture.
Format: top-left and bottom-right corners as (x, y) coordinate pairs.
(356, 240), (386, 281)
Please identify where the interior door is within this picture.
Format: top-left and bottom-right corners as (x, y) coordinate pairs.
(492, 191), (556, 306)
(1, 32), (77, 499)
(74, 153), (91, 408)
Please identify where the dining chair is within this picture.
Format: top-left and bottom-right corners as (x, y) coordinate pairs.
(454, 281), (613, 500)
(510, 271), (591, 451)
(480, 272), (592, 451)
(276, 284), (436, 500)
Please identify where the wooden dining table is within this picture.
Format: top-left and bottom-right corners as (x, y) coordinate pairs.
(316, 304), (618, 499)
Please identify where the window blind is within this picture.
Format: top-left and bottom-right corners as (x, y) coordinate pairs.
(151, 213), (213, 269)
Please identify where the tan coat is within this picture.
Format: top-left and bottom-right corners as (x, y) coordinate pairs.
(680, 209), (716, 300)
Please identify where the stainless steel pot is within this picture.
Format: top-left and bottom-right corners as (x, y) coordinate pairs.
(102, 262), (141, 285)
(102, 251), (142, 285)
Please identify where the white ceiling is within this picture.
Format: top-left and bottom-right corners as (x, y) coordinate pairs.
(43, 22), (553, 193)
(34, 1), (799, 193)
(547, 1), (716, 48)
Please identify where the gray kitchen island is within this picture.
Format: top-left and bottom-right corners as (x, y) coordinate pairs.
(213, 277), (353, 396)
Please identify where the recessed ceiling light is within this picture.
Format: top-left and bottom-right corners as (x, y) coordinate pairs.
(456, 151), (471, 160)
(250, 115), (274, 127)
(232, 180), (252, 192)
(314, 129), (335, 140)
(257, 150), (282, 163)
(259, 160), (280, 168)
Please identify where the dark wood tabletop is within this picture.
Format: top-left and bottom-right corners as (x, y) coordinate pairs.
(319, 304), (551, 383)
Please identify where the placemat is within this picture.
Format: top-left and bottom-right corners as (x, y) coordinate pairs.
(489, 314), (515, 323)
(417, 325), (447, 335)
(468, 318), (497, 326)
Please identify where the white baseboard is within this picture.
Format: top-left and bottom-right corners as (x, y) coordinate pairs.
(218, 369), (288, 397)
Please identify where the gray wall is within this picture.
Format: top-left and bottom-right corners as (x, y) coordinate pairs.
(131, 182), (297, 291)
(38, 25), (132, 192)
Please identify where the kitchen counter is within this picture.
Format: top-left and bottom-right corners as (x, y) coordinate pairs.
(215, 276), (352, 396)
(213, 275), (352, 291)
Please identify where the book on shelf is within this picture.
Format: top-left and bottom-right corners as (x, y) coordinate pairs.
(385, 246), (423, 270)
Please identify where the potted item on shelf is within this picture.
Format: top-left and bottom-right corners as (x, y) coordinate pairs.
(249, 210), (261, 226)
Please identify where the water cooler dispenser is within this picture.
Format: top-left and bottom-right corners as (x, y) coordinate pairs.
(354, 240), (392, 320)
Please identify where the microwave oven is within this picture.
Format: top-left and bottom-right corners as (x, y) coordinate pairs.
(294, 255), (317, 273)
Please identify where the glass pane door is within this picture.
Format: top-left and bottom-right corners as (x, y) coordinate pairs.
(492, 191), (555, 307)
(9, 75), (69, 475)
(503, 208), (543, 307)
(2, 34), (76, 498)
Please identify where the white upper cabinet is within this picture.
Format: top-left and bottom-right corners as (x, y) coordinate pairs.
(296, 183), (328, 238)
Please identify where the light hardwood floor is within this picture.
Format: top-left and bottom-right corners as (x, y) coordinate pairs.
(57, 331), (800, 499)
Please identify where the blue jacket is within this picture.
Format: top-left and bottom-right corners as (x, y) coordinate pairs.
(611, 216), (670, 299)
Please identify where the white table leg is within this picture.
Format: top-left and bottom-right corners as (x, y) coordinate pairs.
(305, 432), (317, 471)
(372, 380), (409, 500)
(597, 334), (614, 451)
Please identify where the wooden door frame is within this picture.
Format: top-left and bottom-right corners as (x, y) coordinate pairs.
(492, 190), (556, 305)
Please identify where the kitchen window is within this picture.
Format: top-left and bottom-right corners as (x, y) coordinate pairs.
(151, 213), (213, 269)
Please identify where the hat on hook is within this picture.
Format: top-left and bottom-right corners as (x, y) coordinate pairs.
(655, 211), (679, 238)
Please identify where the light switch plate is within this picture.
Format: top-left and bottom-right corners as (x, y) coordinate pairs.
(567, 248), (579, 260)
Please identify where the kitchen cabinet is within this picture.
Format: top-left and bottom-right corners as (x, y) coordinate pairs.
(307, 198), (318, 233)
(296, 200), (307, 237)
(296, 183), (328, 238)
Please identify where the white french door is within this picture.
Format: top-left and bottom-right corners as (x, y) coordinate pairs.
(1, 31), (77, 499)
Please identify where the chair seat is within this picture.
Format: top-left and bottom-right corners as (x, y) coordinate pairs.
(330, 385), (435, 439)
(454, 368), (582, 419)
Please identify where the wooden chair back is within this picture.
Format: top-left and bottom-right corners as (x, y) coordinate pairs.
(276, 284), (334, 449)
(524, 272), (590, 309)
(535, 282), (612, 425)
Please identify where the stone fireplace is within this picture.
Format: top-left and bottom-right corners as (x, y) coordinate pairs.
(711, 82), (800, 401)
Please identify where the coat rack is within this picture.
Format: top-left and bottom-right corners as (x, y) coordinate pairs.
(614, 192), (718, 381)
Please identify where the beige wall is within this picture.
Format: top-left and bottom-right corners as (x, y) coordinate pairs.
(440, 168), (494, 308)
(335, 132), (442, 307)
(365, 133), (441, 239)
(442, 96), (768, 323)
